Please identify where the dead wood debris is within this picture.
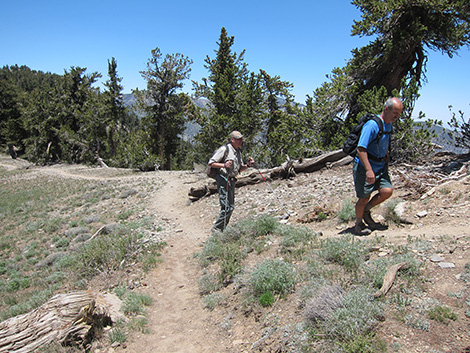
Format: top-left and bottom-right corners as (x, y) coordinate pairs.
(0, 291), (124, 353)
(373, 262), (408, 298)
(395, 159), (469, 199)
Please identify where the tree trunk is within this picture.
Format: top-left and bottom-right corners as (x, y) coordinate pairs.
(0, 291), (124, 352)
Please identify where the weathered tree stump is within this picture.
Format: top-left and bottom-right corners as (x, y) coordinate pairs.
(0, 291), (124, 352)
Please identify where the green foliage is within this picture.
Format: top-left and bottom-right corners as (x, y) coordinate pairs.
(135, 48), (195, 170)
(121, 292), (153, 315)
(318, 236), (367, 274)
(337, 199), (356, 223)
(193, 27), (253, 158)
(428, 305), (457, 324)
(198, 273), (222, 295)
(247, 259), (297, 297)
(127, 316), (149, 334)
(321, 287), (385, 344)
(73, 227), (140, 278)
(258, 291), (275, 307)
(309, 0), (469, 161)
(108, 327), (127, 344)
(448, 107), (470, 151)
(203, 293), (225, 311)
(196, 215), (287, 288)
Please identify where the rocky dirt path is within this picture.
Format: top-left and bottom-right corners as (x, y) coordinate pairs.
(118, 172), (229, 353)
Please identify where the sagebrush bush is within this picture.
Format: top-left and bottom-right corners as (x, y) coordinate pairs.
(321, 287), (384, 343)
(279, 224), (317, 251)
(247, 259), (297, 297)
(337, 199), (356, 223)
(318, 236), (367, 274)
(198, 273), (222, 295)
(74, 227), (140, 278)
(121, 292), (152, 315)
(304, 284), (344, 324)
(203, 293), (225, 311)
(384, 198), (403, 224)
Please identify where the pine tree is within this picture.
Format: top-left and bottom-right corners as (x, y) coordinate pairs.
(310, 0), (470, 160)
(135, 48), (194, 170)
(193, 27), (252, 157)
(103, 57), (126, 158)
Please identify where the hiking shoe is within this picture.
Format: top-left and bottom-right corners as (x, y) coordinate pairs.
(354, 222), (372, 236)
(363, 210), (388, 230)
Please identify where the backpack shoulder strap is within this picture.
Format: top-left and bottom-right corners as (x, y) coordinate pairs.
(368, 115), (386, 141)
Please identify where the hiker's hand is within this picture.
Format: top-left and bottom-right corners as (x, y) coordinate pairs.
(248, 157), (254, 167)
(366, 170), (375, 185)
(225, 160), (233, 169)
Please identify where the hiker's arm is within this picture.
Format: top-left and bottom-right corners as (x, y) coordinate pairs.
(240, 157), (254, 172)
(357, 147), (375, 184)
(209, 160), (233, 169)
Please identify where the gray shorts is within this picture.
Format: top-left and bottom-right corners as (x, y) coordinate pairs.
(353, 160), (393, 199)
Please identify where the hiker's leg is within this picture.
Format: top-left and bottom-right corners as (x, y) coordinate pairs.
(223, 178), (236, 226)
(353, 160), (374, 234)
(355, 196), (370, 223)
(365, 187), (393, 211)
(365, 168), (393, 211)
(213, 174), (230, 231)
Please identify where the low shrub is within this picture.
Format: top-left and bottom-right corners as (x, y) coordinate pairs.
(337, 199), (356, 223)
(318, 236), (367, 274)
(247, 259), (297, 298)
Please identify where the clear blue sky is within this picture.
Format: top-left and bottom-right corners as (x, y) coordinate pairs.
(1, 0), (469, 124)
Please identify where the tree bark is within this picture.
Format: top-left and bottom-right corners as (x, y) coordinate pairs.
(0, 291), (124, 352)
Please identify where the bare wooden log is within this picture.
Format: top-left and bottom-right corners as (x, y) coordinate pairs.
(373, 262), (408, 298)
(188, 150), (348, 201)
(292, 150), (347, 173)
(0, 291), (124, 352)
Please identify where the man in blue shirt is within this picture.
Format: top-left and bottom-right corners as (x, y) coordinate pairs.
(353, 97), (403, 235)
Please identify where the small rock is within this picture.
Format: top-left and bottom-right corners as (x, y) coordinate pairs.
(438, 262), (455, 269)
(416, 211), (428, 218)
(394, 201), (407, 218)
(430, 254), (444, 262)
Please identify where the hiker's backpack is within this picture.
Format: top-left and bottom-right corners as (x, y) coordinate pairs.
(206, 145), (229, 179)
(342, 113), (392, 157)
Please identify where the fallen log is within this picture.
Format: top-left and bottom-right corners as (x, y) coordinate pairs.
(188, 149), (350, 201)
(373, 262), (408, 298)
(292, 150), (348, 173)
(0, 291), (124, 352)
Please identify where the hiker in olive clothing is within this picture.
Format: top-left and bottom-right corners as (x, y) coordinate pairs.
(208, 131), (254, 232)
(354, 97), (403, 235)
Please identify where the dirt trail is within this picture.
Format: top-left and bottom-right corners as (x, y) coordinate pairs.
(119, 172), (228, 353)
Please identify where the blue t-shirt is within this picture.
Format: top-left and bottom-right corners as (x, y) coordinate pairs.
(354, 117), (392, 172)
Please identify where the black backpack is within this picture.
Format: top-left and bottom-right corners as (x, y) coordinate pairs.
(342, 113), (392, 157)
